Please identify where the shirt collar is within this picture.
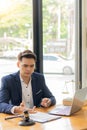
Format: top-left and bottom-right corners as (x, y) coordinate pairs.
(19, 74), (32, 83)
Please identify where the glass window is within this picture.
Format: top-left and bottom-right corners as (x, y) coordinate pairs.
(0, 0), (33, 78)
(43, 0), (76, 104)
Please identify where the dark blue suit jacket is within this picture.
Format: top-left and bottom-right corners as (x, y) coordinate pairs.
(0, 71), (56, 113)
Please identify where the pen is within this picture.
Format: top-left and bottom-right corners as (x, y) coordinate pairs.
(5, 114), (23, 120)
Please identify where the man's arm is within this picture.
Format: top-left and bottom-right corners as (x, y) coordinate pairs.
(0, 76), (14, 113)
(38, 74), (56, 107)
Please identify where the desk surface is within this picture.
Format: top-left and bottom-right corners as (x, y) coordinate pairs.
(0, 105), (87, 130)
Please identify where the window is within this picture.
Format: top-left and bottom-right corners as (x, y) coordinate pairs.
(0, 0), (33, 78)
(0, 0), (82, 104)
(42, 0), (78, 103)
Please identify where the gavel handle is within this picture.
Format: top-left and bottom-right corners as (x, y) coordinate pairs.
(5, 114), (23, 120)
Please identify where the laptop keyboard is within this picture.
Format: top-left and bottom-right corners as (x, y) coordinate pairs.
(49, 105), (72, 115)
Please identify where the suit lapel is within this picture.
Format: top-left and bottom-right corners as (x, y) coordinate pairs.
(14, 72), (22, 102)
(31, 75), (37, 105)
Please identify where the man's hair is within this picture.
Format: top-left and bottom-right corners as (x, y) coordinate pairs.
(17, 50), (37, 61)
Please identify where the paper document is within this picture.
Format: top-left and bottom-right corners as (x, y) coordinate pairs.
(30, 111), (61, 123)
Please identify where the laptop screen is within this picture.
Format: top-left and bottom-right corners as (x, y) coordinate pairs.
(70, 87), (87, 114)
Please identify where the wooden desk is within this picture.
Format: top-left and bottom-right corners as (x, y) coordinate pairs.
(0, 106), (87, 130)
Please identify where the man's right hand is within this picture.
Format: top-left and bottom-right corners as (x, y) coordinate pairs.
(14, 101), (36, 114)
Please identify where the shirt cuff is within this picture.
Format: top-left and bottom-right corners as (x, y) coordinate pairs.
(11, 106), (17, 114)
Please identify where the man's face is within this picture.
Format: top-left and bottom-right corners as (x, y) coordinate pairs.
(17, 57), (35, 78)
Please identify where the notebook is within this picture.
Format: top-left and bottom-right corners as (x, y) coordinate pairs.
(49, 87), (87, 116)
(30, 111), (61, 123)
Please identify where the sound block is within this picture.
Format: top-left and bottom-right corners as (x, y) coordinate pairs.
(18, 119), (35, 126)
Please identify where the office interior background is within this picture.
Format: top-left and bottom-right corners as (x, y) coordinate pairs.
(0, 0), (86, 104)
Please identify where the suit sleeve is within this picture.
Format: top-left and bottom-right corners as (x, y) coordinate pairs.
(0, 77), (14, 114)
(40, 75), (56, 106)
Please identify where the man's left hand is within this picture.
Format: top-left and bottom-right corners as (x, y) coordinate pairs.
(40, 98), (51, 107)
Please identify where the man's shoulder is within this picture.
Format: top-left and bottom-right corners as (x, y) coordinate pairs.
(32, 72), (44, 78)
(1, 71), (19, 80)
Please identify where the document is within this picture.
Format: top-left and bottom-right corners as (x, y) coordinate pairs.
(30, 111), (61, 123)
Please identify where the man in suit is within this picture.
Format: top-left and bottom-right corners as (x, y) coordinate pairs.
(0, 50), (56, 114)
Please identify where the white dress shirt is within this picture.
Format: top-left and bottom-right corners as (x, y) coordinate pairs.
(20, 76), (34, 108)
(11, 75), (34, 114)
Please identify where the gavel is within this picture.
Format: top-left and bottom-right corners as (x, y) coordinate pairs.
(5, 110), (35, 126)
(18, 110), (35, 126)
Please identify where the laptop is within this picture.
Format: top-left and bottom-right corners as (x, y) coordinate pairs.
(49, 87), (87, 116)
